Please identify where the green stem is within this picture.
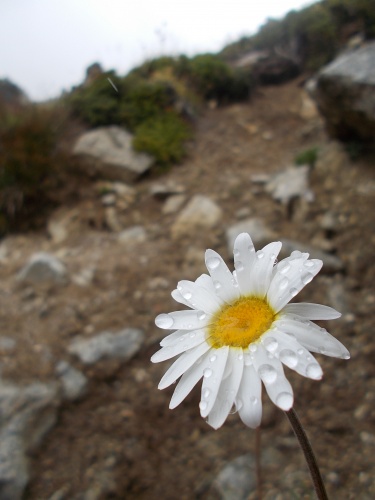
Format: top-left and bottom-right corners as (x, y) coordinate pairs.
(285, 408), (329, 500)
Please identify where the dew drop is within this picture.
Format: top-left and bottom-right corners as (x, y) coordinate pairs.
(279, 349), (298, 368)
(183, 291), (192, 300)
(297, 348), (304, 355)
(279, 261), (291, 274)
(155, 314), (174, 329)
(249, 344), (258, 353)
(214, 281), (222, 290)
(257, 251), (265, 259)
(306, 363), (323, 379)
(203, 368), (213, 378)
(279, 277), (289, 290)
(199, 401), (208, 411)
(209, 354), (217, 363)
(234, 249), (240, 257)
(189, 332), (196, 338)
(263, 337), (278, 353)
(206, 257), (220, 270)
(250, 396), (258, 405)
(258, 364), (277, 384)
(276, 392), (293, 410)
(302, 273), (314, 285)
(289, 287), (298, 297)
(237, 352), (244, 360)
(304, 260), (315, 268)
(270, 253), (276, 261)
(197, 312), (206, 321)
(235, 260), (244, 271)
(244, 354), (252, 366)
(203, 389), (210, 399)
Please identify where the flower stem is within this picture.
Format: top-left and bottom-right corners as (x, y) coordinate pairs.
(255, 426), (262, 500)
(285, 408), (329, 500)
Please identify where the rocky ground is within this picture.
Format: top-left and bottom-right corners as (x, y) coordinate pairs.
(0, 79), (374, 499)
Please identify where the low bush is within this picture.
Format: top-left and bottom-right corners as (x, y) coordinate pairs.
(133, 113), (191, 168)
(294, 147), (319, 167)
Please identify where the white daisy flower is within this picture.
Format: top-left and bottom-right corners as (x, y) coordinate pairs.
(151, 233), (350, 430)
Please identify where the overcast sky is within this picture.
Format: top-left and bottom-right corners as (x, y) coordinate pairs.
(1, 0), (313, 101)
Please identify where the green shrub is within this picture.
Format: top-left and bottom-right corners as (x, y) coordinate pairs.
(133, 113), (191, 167)
(120, 79), (176, 130)
(68, 71), (123, 126)
(294, 147), (319, 167)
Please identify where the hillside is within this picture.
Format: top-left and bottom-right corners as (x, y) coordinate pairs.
(0, 79), (374, 499)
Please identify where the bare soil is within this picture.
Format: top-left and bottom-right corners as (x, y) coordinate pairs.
(0, 79), (374, 499)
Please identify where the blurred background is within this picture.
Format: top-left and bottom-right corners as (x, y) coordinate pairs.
(0, 0), (374, 498)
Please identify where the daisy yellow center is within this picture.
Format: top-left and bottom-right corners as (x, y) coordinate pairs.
(207, 296), (275, 349)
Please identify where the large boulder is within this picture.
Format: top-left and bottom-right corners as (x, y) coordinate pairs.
(310, 42), (375, 143)
(73, 126), (153, 182)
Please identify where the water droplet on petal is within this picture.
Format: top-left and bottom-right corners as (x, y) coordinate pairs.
(263, 337), (278, 353)
(203, 389), (210, 399)
(235, 260), (244, 271)
(209, 354), (217, 363)
(289, 287), (298, 297)
(302, 273), (314, 285)
(270, 253), (276, 261)
(206, 257), (220, 270)
(258, 364), (277, 384)
(297, 348), (304, 355)
(244, 354), (252, 366)
(199, 401), (208, 411)
(189, 332), (196, 338)
(276, 392), (293, 410)
(203, 368), (213, 378)
(214, 281), (222, 290)
(249, 344), (258, 353)
(306, 363), (322, 379)
(234, 249), (240, 258)
(183, 291), (192, 300)
(279, 262), (291, 274)
(155, 314), (174, 329)
(304, 260), (315, 268)
(237, 352), (244, 360)
(197, 312), (206, 321)
(279, 277), (289, 290)
(257, 251), (265, 259)
(250, 396), (258, 405)
(279, 349), (298, 368)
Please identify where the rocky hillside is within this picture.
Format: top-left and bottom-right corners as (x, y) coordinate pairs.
(0, 74), (374, 499)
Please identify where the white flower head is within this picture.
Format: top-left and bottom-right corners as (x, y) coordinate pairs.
(151, 233), (350, 430)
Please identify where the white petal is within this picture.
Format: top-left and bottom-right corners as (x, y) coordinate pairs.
(236, 364), (262, 428)
(158, 342), (211, 389)
(171, 289), (192, 308)
(195, 274), (216, 294)
(274, 315), (350, 359)
(261, 329), (323, 380)
(155, 310), (211, 330)
(177, 280), (223, 314)
(252, 344), (293, 411)
(151, 329), (207, 362)
(160, 329), (187, 347)
(169, 350), (212, 409)
(283, 303), (341, 320)
(267, 257), (323, 312)
(200, 346), (229, 418)
(205, 249), (240, 303)
(233, 233), (256, 295)
(247, 242), (282, 297)
(206, 349), (244, 429)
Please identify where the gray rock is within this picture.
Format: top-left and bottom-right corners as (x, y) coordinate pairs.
(73, 126), (153, 182)
(226, 219), (275, 254)
(16, 252), (67, 285)
(265, 165), (313, 204)
(0, 382), (60, 500)
(68, 328), (144, 365)
(212, 453), (256, 500)
(162, 194), (186, 215)
(310, 42), (375, 143)
(171, 195), (222, 239)
(118, 226), (147, 245)
(149, 182), (185, 199)
(280, 239), (344, 273)
(56, 361), (88, 401)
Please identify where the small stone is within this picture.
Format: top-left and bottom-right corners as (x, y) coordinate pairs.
(68, 328), (144, 365)
(16, 253), (67, 286)
(266, 165), (313, 204)
(101, 193), (116, 206)
(212, 453), (256, 499)
(162, 194), (186, 215)
(118, 226), (147, 245)
(171, 195), (222, 239)
(56, 361), (88, 401)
